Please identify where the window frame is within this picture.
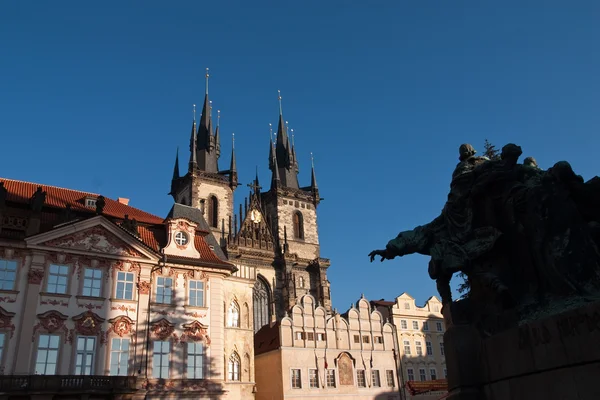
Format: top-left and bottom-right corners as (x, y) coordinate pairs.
(426, 340), (433, 356)
(403, 340), (411, 355)
(386, 369), (395, 387)
(412, 320), (419, 330)
(228, 352), (241, 381)
(186, 341), (205, 379)
(152, 340), (171, 379)
(326, 369), (336, 388)
(400, 320), (407, 329)
(115, 271), (135, 301)
(155, 276), (174, 305)
(356, 369), (366, 387)
(407, 368), (415, 381)
(309, 368), (319, 388)
(371, 369), (381, 387)
(187, 279), (206, 308)
(436, 321), (444, 332)
(109, 337), (130, 376)
(292, 211), (304, 239)
(0, 259), (17, 291)
(430, 368), (437, 380)
(46, 264), (69, 294)
(291, 368), (302, 389)
(74, 335), (96, 375)
(227, 301), (240, 328)
(415, 340), (423, 356)
(34, 333), (61, 375)
(419, 368), (427, 381)
(81, 267), (103, 298)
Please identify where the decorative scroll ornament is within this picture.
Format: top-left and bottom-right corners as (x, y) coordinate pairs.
(0, 307), (16, 337)
(107, 315), (134, 337)
(180, 320), (209, 344)
(28, 269), (45, 284)
(33, 310), (69, 341)
(72, 311), (105, 336)
(150, 318), (175, 341)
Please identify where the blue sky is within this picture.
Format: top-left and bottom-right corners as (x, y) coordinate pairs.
(1, 1), (599, 310)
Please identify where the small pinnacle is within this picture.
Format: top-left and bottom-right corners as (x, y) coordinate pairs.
(193, 104), (196, 120)
(311, 152), (315, 168)
(205, 68), (209, 94)
(277, 90), (283, 115)
(232, 133), (235, 148)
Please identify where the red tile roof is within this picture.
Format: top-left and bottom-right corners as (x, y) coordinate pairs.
(1, 177), (164, 225)
(1, 177), (234, 269)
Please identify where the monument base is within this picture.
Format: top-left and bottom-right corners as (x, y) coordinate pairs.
(444, 299), (600, 400)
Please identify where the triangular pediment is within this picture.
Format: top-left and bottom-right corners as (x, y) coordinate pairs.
(26, 216), (159, 260)
(235, 203), (275, 248)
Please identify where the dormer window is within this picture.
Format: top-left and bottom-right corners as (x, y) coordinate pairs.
(174, 231), (189, 246)
(84, 197), (97, 208)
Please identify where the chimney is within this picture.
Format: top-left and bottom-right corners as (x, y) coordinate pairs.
(117, 198), (130, 205)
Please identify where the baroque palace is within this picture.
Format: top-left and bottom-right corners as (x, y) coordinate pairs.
(0, 72), (446, 400)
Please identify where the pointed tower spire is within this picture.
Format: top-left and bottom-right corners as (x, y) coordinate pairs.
(215, 109), (221, 158)
(196, 68), (218, 173)
(173, 148), (180, 180)
(310, 152), (318, 190)
(229, 133), (238, 189)
(269, 124), (280, 189)
(273, 90), (299, 189)
(189, 104), (198, 171)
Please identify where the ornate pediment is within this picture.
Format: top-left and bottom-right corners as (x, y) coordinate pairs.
(235, 203), (275, 250)
(72, 311), (105, 335)
(33, 310), (69, 340)
(150, 318), (175, 341)
(181, 320), (210, 343)
(107, 315), (135, 337)
(42, 226), (142, 257)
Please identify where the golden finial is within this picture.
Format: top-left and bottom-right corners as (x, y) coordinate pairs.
(232, 132), (235, 149)
(193, 104), (196, 121)
(269, 123), (274, 143)
(205, 68), (209, 95)
(209, 100), (213, 118)
(278, 90), (283, 115)
(291, 128), (295, 147)
(217, 110), (221, 128)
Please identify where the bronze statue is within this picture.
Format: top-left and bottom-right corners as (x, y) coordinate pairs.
(370, 143), (600, 322)
(30, 186), (47, 213)
(95, 195), (106, 215)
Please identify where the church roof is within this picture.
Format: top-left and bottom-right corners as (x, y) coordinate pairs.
(0, 177), (232, 269)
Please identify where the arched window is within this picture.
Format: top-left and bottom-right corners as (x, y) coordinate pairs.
(298, 276), (305, 288)
(253, 276), (271, 333)
(293, 212), (304, 239)
(228, 352), (240, 381)
(227, 301), (240, 328)
(208, 196), (218, 228)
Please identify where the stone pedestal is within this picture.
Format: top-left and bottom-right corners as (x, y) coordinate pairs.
(444, 299), (600, 400)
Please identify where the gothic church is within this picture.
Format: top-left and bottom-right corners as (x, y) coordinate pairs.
(169, 71), (332, 333)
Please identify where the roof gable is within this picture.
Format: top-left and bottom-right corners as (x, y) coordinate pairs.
(26, 216), (159, 261)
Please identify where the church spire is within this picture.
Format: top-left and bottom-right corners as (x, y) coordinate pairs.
(195, 68), (219, 173)
(310, 152), (318, 191)
(215, 109), (221, 158)
(271, 90), (299, 189)
(269, 124), (280, 189)
(229, 133), (238, 189)
(189, 104), (197, 171)
(172, 147), (180, 180)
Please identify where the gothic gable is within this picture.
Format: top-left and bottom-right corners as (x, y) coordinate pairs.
(235, 202), (274, 250)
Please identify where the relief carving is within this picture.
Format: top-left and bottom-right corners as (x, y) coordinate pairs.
(33, 310), (69, 341)
(72, 311), (105, 336)
(336, 352), (355, 386)
(107, 315), (134, 337)
(180, 320), (209, 344)
(43, 226), (142, 257)
(150, 318), (176, 341)
(137, 280), (151, 294)
(28, 269), (45, 285)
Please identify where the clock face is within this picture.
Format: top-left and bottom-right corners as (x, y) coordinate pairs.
(250, 209), (262, 224)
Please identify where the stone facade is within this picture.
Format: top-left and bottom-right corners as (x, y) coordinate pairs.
(255, 295), (401, 400)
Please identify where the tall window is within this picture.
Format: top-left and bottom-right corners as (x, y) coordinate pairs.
(419, 368), (427, 381)
(440, 341), (445, 356)
(228, 352), (240, 381)
(187, 342), (204, 379)
(291, 368), (302, 388)
(426, 341), (433, 356)
(403, 340), (411, 355)
(208, 196), (218, 228)
(430, 368), (437, 380)
(400, 320), (407, 329)
(356, 370), (366, 387)
(227, 301), (240, 328)
(153, 341), (170, 378)
(75, 336), (96, 375)
(386, 370), (395, 387)
(0, 259), (17, 290)
(407, 368), (415, 381)
(35, 334), (60, 375)
(109, 338), (129, 376)
(189, 280), (205, 307)
(298, 276), (305, 288)
(436, 322), (444, 332)
(116, 272), (134, 300)
(416, 341), (423, 356)
(253, 277), (271, 333)
(155, 277), (173, 304)
(82, 268), (102, 297)
(47, 264), (68, 294)
(0, 333), (5, 363)
(423, 321), (429, 331)
(292, 212), (304, 239)
(309, 368), (319, 388)
(371, 370), (381, 387)
(326, 369), (336, 387)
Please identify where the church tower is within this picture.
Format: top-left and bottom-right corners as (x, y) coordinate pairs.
(262, 91), (331, 318)
(170, 69), (238, 243)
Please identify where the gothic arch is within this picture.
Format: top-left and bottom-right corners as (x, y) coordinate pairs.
(292, 211), (304, 239)
(253, 275), (271, 333)
(208, 195), (218, 228)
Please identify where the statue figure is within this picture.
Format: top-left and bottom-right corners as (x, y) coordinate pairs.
(523, 156), (539, 169)
(30, 186), (47, 213)
(370, 143), (600, 324)
(95, 196), (106, 215)
(122, 215), (139, 236)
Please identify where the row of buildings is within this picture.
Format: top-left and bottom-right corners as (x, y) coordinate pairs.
(0, 73), (447, 399)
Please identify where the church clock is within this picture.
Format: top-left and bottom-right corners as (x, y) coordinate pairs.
(250, 209), (262, 224)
